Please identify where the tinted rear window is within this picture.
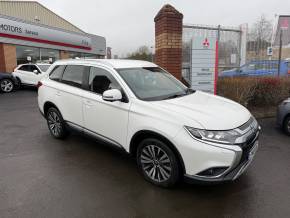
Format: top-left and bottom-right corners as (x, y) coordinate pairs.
(61, 65), (85, 88)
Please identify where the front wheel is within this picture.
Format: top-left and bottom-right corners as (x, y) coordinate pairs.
(283, 117), (290, 136)
(0, 79), (14, 93)
(137, 138), (180, 188)
(46, 107), (68, 139)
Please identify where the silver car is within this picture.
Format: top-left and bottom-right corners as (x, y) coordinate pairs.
(277, 97), (290, 135)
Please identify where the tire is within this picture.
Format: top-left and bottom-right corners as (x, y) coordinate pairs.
(0, 79), (14, 93)
(137, 138), (180, 188)
(46, 107), (68, 139)
(283, 116), (290, 136)
(15, 77), (22, 89)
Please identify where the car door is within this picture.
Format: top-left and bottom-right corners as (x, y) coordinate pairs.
(29, 65), (42, 85)
(15, 65), (32, 84)
(240, 63), (256, 76)
(56, 65), (88, 127)
(82, 66), (130, 148)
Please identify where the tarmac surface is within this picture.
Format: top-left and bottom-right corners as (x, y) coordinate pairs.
(1, 90), (290, 218)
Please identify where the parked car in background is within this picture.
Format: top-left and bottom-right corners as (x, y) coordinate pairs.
(38, 59), (260, 188)
(220, 60), (290, 77)
(0, 72), (19, 93)
(277, 97), (290, 136)
(12, 63), (51, 87)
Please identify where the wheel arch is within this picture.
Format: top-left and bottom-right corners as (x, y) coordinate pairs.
(43, 101), (59, 117)
(283, 113), (290, 128)
(129, 130), (185, 174)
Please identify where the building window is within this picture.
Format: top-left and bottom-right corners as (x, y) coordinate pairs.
(68, 51), (82, 59)
(40, 48), (60, 63)
(16, 45), (40, 65)
(16, 45), (60, 65)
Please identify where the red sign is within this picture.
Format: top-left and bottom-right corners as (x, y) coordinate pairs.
(203, 38), (210, 48)
(281, 18), (289, 29)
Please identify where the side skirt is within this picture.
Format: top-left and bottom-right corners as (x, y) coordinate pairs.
(65, 121), (127, 153)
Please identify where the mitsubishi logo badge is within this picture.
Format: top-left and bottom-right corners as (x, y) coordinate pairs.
(203, 38), (210, 48)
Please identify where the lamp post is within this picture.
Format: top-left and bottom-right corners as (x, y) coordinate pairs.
(277, 28), (283, 77)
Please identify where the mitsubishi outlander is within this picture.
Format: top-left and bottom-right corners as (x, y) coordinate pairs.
(38, 59), (260, 188)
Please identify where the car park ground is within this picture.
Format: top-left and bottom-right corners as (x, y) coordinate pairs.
(1, 90), (290, 218)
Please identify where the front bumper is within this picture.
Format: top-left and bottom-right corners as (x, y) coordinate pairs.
(184, 137), (259, 183)
(173, 121), (260, 184)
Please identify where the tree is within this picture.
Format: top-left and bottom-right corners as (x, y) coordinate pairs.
(248, 15), (273, 56)
(126, 46), (153, 61)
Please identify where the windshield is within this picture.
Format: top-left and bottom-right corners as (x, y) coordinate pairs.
(117, 67), (194, 101)
(37, 64), (50, 72)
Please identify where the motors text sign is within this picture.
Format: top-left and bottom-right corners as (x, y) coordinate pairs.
(0, 16), (91, 50)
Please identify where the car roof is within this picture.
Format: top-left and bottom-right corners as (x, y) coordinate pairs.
(18, 63), (51, 66)
(53, 59), (158, 69)
(36, 63), (51, 65)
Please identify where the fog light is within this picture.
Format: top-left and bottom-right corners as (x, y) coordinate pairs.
(197, 167), (228, 177)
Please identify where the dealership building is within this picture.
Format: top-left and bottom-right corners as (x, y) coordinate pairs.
(0, 0), (106, 73)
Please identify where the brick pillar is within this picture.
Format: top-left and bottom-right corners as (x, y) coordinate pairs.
(60, 50), (70, 59)
(154, 4), (183, 80)
(0, 43), (17, 73)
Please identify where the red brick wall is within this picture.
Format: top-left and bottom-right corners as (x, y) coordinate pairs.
(154, 4), (183, 80)
(0, 43), (17, 73)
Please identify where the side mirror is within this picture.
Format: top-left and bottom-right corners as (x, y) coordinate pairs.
(102, 89), (122, 102)
(33, 70), (39, 74)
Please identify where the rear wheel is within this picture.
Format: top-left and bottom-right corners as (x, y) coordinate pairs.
(0, 79), (14, 93)
(137, 138), (180, 188)
(283, 116), (290, 136)
(46, 107), (68, 139)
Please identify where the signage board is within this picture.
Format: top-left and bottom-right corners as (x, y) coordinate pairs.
(0, 16), (92, 51)
(267, 47), (273, 56)
(274, 15), (290, 46)
(191, 36), (218, 94)
(230, 54), (237, 64)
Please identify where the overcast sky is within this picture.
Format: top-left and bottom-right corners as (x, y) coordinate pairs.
(38, 0), (290, 57)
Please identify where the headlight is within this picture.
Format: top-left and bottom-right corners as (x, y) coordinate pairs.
(185, 126), (242, 144)
(281, 99), (290, 106)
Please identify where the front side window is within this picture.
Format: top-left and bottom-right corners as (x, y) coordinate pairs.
(89, 67), (120, 94)
(49, 65), (66, 81)
(117, 67), (191, 101)
(62, 65), (85, 88)
(18, 65), (31, 72)
(30, 65), (40, 73)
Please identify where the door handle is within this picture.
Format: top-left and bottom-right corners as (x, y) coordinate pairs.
(56, 91), (61, 96)
(84, 99), (94, 106)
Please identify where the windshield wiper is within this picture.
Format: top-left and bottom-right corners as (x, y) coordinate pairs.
(163, 88), (196, 100)
(164, 93), (186, 100)
(186, 88), (196, 94)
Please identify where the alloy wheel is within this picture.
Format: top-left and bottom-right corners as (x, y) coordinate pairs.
(47, 111), (62, 136)
(140, 144), (172, 182)
(0, 79), (14, 93)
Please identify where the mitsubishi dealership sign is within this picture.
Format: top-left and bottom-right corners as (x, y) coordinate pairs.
(191, 36), (218, 94)
(0, 16), (92, 51)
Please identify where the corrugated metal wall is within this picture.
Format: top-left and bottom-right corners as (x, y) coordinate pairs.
(0, 0), (84, 33)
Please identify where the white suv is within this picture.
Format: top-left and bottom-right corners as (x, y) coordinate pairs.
(13, 63), (51, 86)
(38, 59), (260, 187)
